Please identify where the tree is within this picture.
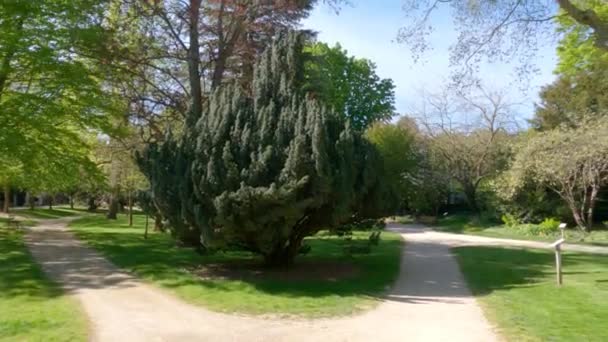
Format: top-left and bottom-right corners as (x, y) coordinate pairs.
(0, 1), (121, 211)
(365, 122), (417, 209)
(305, 43), (396, 130)
(415, 86), (515, 212)
(105, 0), (345, 141)
(398, 0), (608, 82)
(502, 117), (608, 230)
(140, 31), (389, 266)
(532, 58), (608, 130)
(555, 2), (608, 75)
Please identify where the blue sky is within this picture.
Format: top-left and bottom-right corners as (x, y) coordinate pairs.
(302, 1), (559, 120)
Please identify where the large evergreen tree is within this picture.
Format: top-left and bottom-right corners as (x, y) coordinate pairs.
(140, 31), (389, 266)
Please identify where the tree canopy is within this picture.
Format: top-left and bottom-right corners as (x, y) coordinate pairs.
(305, 43), (396, 131)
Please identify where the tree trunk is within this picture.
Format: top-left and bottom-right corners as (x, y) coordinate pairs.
(70, 195), (74, 210)
(567, 200), (587, 231)
(462, 183), (479, 213)
(175, 227), (201, 247)
(128, 192), (133, 227)
(48, 195), (53, 210)
(87, 197), (97, 212)
(144, 215), (149, 240)
(27, 193), (35, 210)
(263, 236), (305, 268)
(2, 184), (9, 213)
(586, 185), (600, 230)
(187, 0), (203, 125)
(154, 214), (163, 232)
(107, 195), (118, 220)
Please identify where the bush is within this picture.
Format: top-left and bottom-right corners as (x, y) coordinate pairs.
(539, 217), (560, 234)
(512, 218), (560, 237)
(501, 213), (520, 227)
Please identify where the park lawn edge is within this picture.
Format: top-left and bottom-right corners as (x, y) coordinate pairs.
(0, 228), (89, 341)
(453, 245), (608, 342)
(68, 214), (404, 318)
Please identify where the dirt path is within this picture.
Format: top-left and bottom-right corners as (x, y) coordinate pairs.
(23, 219), (510, 342)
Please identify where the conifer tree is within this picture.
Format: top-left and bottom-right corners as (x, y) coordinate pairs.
(139, 31), (389, 265)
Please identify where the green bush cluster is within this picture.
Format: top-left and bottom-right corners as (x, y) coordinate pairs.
(501, 213), (521, 227)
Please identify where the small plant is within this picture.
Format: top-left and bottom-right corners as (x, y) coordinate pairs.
(501, 213), (520, 227)
(538, 217), (560, 235)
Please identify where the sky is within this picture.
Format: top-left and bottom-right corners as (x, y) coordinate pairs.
(301, 1), (559, 121)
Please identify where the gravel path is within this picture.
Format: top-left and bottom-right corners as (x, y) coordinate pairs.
(28, 218), (608, 342)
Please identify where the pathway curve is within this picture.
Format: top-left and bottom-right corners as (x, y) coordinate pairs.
(27, 218), (580, 342)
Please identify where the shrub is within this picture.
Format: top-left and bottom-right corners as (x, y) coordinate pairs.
(501, 213), (520, 227)
(539, 217), (560, 235)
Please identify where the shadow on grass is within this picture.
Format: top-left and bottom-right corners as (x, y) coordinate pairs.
(14, 208), (79, 219)
(69, 215), (402, 302)
(0, 229), (62, 299)
(454, 246), (608, 296)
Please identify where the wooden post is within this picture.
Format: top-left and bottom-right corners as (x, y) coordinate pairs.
(551, 238), (565, 286)
(555, 245), (562, 286)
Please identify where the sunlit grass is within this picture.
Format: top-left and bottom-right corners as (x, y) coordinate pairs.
(70, 214), (403, 317)
(0, 229), (87, 341)
(455, 246), (608, 341)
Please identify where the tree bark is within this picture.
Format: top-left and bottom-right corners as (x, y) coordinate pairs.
(263, 235), (305, 268)
(187, 0), (203, 125)
(144, 215), (149, 239)
(128, 192), (133, 227)
(462, 183), (479, 213)
(586, 185), (600, 230)
(70, 195), (74, 210)
(48, 195), (53, 210)
(154, 214), (163, 232)
(27, 192), (35, 210)
(557, 0), (608, 50)
(87, 197), (97, 212)
(107, 194), (119, 220)
(2, 184), (9, 213)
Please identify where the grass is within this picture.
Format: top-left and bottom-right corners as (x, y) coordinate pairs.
(69, 214), (403, 317)
(454, 246), (608, 342)
(13, 207), (82, 220)
(433, 213), (608, 246)
(0, 229), (88, 341)
(388, 215), (414, 224)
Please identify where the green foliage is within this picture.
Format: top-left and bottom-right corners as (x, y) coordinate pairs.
(502, 118), (608, 230)
(555, 1), (608, 75)
(538, 217), (560, 233)
(140, 32), (390, 265)
(137, 135), (199, 245)
(305, 42), (396, 130)
(365, 122), (417, 209)
(532, 58), (608, 130)
(501, 213), (520, 228)
(0, 1), (122, 202)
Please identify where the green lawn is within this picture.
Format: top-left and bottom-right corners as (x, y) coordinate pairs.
(434, 214), (608, 246)
(0, 229), (88, 341)
(455, 246), (608, 342)
(69, 214), (403, 317)
(13, 207), (82, 220)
